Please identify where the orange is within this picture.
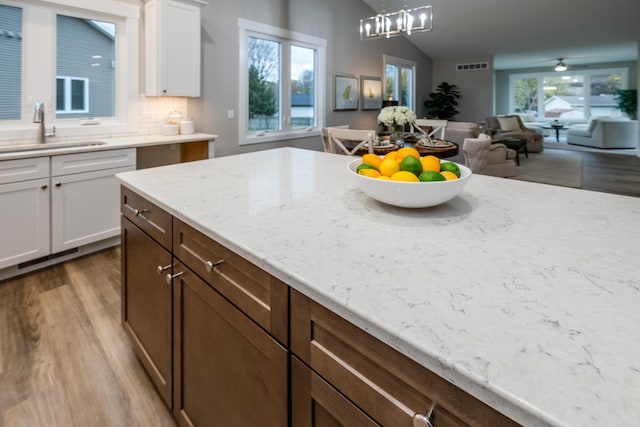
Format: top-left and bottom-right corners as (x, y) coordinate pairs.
(383, 151), (399, 162)
(421, 155), (441, 172)
(379, 157), (400, 177)
(390, 171), (420, 182)
(361, 153), (382, 169)
(358, 168), (381, 178)
(440, 171), (458, 181)
(395, 147), (420, 161)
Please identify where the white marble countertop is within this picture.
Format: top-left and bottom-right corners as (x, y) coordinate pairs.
(0, 133), (218, 161)
(116, 147), (640, 427)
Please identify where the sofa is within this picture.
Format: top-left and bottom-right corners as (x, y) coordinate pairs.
(443, 121), (480, 145)
(462, 133), (517, 178)
(566, 119), (638, 149)
(485, 115), (544, 153)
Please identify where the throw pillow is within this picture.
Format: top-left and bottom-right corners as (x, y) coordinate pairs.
(497, 116), (520, 132)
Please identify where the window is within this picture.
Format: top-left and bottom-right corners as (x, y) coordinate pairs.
(0, 4), (22, 120)
(56, 76), (89, 114)
(239, 18), (326, 145)
(0, 0), (138, 137)
(509, 68), (627, 122)
(384, 54), (416, 110)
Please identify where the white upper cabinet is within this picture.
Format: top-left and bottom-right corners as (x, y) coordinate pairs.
(144, 0), (208, 97)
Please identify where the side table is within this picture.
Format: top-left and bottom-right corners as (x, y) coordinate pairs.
(542, 125), (568, 142)
(492, 138), (527, 166)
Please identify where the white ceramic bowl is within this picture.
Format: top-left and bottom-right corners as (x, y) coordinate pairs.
(347, 158), (472, 208)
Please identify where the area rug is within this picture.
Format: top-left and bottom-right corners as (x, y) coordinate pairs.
(509, 150), (583, 188)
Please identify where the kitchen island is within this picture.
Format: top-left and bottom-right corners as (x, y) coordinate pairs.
(117, 147), (640, 427)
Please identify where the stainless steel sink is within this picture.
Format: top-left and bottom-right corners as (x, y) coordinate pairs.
(0, 141), (107, 153)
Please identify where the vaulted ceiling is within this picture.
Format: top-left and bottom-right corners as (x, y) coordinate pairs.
(361, 0), (639, 70)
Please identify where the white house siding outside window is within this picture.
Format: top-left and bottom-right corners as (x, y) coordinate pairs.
(239, 18), (326, 145)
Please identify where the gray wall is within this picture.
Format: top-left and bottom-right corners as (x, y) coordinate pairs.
(432, 55), (493, 123)
(494, 60), (638, 117)
(188, 0), (433, 157)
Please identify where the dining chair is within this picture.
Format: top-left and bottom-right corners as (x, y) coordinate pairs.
(324, 128), (376, 155)
(321, 125), (350, 153)
(413, 119), (448, 139)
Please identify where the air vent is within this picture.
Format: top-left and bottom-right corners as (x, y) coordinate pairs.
(456, 62), (489, 71)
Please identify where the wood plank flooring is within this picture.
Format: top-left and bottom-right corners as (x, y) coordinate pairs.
(0, 248), (175, 427)
(580, 150), (640, 197)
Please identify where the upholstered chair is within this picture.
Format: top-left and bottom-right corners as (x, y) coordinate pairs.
(485, 115), (543, 153)
(462, 134), (517, 178)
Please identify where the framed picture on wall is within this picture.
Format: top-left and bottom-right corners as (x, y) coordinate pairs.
(360, 76), (382, 110)
(334, 74), (359, 110)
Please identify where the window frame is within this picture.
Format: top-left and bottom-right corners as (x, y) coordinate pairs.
(508, 67), (629, 122)
(238, 18), (326, 145)
(0, 0), (139, 140)
(383, 54), (417, 110)
(56, 75), (89, 114)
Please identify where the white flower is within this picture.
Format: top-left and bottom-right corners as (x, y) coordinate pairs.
(377, 106), (417, 128)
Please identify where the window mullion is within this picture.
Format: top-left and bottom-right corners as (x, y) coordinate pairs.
(281, 40), (291, 130)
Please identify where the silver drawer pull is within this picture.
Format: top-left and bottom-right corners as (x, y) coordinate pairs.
(157, 264), (172, 275)
(413, 406), (435, 427)
(205, 259), (224, 272)
(166, 271), (183, 284)
(134, 208), (149, 216)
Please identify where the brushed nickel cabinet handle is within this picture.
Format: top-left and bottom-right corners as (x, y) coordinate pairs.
(205, 259), (224, 272)
(134, 208), (149, 216)
(157, 264), (172, 275)
(413, 406), (435, 427)
(166, 271), (183, 285)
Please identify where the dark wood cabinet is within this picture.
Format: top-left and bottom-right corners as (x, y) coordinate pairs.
(172, 260), (288, 427)
(121, 187), (521, 427)
(121, 217), (173, 408)
(291, 289), (520, 427)
(292, 355), (379, 427)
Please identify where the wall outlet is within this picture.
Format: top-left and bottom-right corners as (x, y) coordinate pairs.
(227, 110), (234, 119)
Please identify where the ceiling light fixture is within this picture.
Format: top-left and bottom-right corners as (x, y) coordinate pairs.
(360, 2), (433, 40)
(554, 58), (567, 72)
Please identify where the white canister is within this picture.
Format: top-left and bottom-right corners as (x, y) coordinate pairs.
(179, 119), (195, 135)
(163, 123), (179, 136)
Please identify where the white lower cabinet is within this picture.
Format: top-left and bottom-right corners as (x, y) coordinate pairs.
(51, 166), (133, 253)
(0, 149), (135, 272)
(0, 178), (50, 269)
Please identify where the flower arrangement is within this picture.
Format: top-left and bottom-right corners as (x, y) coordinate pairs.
(377, 106), (417, 131)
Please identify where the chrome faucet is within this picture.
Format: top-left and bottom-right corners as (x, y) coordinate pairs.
(33, 102), (55, 144)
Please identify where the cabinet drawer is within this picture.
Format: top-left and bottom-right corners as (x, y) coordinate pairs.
(52, 148), (136, 176)
(173, 218), (288, 345)
(0, 157), (49, 184)
(291, 290), (520, 427)
(121, 186), (172, 249)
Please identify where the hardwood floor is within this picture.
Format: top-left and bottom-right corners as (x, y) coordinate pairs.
(580, 150), (640, 197)
(0, 248), (175, 427)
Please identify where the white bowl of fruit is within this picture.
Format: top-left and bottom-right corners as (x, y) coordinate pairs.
(347, 147), (472, 208)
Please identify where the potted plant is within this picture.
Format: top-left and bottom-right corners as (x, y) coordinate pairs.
(424, 82), (460, 120)
(614, 89), (638, 120)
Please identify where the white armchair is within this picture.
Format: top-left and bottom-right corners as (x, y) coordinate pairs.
(462, 134), (517, 178)
(567, 119), (638, 149)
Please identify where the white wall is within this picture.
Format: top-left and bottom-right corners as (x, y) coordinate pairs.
(187, 0), (433, 157)
(432, 55), (493, 123)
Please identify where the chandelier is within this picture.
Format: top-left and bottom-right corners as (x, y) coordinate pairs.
(360, 3), (433, 40)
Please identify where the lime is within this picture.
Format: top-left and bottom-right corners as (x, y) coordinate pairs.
(418, 170), (446, 182)
(356, 163), (378, 173)
(440, 162), (461, 177)
(399, 155), (423, 177)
